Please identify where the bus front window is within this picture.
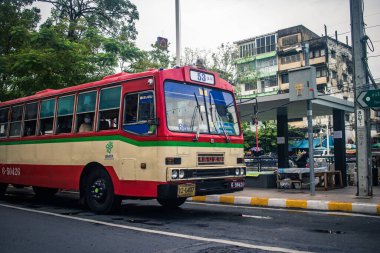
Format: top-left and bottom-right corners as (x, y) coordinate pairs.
(165, 82), (208, 133)
(164, 81), (240, 136)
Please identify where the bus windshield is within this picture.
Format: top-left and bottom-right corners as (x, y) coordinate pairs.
(164, 80), (240, 136)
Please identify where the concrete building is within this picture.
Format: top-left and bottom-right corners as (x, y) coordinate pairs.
(235, 25), (354, 138)
(235, 25), (353, 101)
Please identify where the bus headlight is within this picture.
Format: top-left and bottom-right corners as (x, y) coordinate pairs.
(235, 168), (240, 176)
(240, 168), (245, 175)
(179, 170), (185, 179)
(172, 170), (179, 179)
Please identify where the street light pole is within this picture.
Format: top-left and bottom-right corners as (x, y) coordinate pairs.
(175, 0), (181, 66)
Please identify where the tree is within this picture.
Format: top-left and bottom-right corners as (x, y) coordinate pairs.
(178, 47), (210, 67)
(129, 42), (171, 73)
(209, 43), (237, 83)
(0, 0), (41, 101)
(0, 0), (143, 101)
(38, 0), (139, 41)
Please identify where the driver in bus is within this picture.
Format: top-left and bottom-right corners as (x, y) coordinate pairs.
(79, 114), (92, 132)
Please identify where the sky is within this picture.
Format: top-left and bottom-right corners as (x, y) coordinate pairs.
(36, 0), (380, 80)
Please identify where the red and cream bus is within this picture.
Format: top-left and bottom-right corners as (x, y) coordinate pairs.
(0, 66), (245, 213)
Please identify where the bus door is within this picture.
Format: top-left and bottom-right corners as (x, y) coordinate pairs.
(121, 77), (158, 181)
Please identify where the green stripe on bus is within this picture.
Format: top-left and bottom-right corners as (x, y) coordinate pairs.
(0, 135), (243, 148)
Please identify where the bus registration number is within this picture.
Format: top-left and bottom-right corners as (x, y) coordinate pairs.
(231, 181), (245, 189)
(177, 184), (196, 198)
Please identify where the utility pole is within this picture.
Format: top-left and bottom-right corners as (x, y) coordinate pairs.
(175, 0), (181, 66)
(350, 0), (372, 197)
(304, 43), (316, 196)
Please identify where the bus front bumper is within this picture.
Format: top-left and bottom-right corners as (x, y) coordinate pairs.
(157, 178), (245, 199)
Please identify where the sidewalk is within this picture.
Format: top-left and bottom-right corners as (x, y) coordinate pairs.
(189, 186), (380, 215)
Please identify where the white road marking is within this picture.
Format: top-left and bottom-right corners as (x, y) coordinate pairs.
(188, 202), (380, 219)
(241, 214), (272, 220)
(0, 203), (312, 253)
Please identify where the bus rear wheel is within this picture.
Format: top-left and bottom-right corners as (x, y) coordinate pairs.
(0, 183), (8, 197)
(157, 197), (187, 208)
(33, 187), (58, 198)
(84, 168), (121, 214)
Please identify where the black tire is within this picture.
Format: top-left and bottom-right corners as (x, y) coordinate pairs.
(84, 168), (121, 214)
(33, 186), (58, 198)
(0, 183), (8, 197)
(157, 197), (187, 208)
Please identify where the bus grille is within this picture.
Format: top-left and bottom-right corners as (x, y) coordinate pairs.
(185, 168), (235, 178)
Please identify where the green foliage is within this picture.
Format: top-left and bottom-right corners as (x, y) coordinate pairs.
(242, 121), (305, 154)
(0, 0), (142, 101)
(128, 42), (171, 73)
(209, 43), (237, 82)
(39, 0), (139, 41)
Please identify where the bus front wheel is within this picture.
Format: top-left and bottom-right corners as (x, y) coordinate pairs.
(33, 187), (58, 198)
(0, 183), (8, 197)
(84, 168), (121, 214)
(157, 197), (187, 208)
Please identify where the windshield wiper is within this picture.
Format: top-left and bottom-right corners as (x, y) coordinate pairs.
(192, 93), (203, 142)
(209, 92), (230, 143)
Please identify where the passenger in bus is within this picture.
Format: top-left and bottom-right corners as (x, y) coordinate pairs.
(79, 114), (92, 132)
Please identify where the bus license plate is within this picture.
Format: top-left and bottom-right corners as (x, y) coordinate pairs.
(231, 181), (245, 189)
(177, 184), (196, 198)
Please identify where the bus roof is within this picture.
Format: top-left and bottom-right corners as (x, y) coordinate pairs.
(0, 67), (234, 107)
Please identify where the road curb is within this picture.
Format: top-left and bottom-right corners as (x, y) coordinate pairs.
(189, 196), (380, 215)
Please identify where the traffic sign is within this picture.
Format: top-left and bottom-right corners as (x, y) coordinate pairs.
(356, 89), (380, 108)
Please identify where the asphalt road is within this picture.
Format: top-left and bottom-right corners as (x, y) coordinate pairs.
(0, 187), (379, 253)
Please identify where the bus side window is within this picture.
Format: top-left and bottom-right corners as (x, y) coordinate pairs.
(39, 98), (56, 135)
(56, 95), (74, 134)
(124, 93), (138, 124)
(75, 91), (96, 133)
(0, 107), (9, 138)
(9, 105), (23, 137)
(23, 102), (38, 136)
(98, 86), (121, 131)
(123, 91), (155, 135)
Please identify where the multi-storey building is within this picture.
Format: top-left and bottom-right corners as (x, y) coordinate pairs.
(235, 32), (278, 96)
(235, 25), (353, 100)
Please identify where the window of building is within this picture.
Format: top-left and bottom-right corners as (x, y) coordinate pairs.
(282, 34), (298, 46)
(281, 73), (289, 83)
(98, 86), (121, 131)
(39, 98), (56, 135)
(0, 107), (9, 138)
(9, 105), (23, 137)
(310, 48), (325, 59)
(76, 91), (97, 133)
(316, 67), (327, 78)
(56, 95), (74, 134)
(331, 50), (336, 59)
(23, 102), (38, 136)
(281, 54), (300, 64)
(245, 83), (256, 91)
(239, 42), (256, 58)
(256, 34), (276, 55)
(331, 71), (337, 79)
(343, 73), (348, 82)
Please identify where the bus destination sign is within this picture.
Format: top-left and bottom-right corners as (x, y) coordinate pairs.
(190, 70), (215, 85)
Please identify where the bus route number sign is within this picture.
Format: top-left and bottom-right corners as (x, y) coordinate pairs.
(190, 70), (215, 85)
